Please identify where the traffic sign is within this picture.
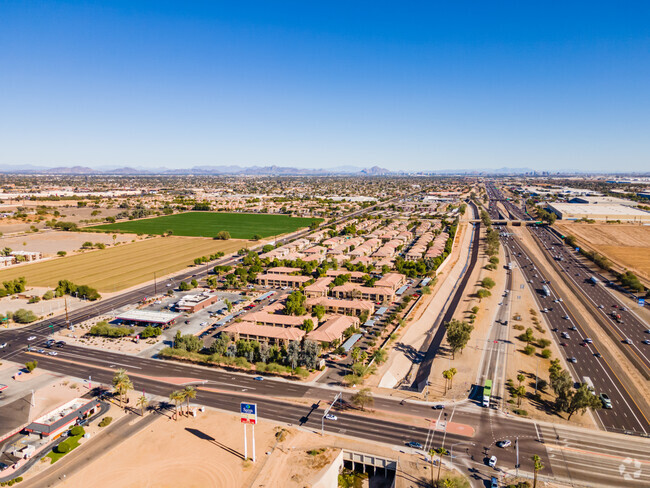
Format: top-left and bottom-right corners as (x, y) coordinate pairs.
(240, 402), (257, 424)
(639, 298), (645, 307)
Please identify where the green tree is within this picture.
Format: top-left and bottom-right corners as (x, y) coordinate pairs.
(481, 277), (496, 289)
(13, 309), (37, 324)
(566, 383), (602, 420)
(312, 304), (326, 320)
(284, 290), (306, 316)
(445, 319), (474, 358)
(301, 318), (314, 332)
(476, 288), (491, 301)
(25, 360), (38, 373)
(371, 348), (387, 365)
(179, 281), (191, 291)
(214, 231), (231, 240)
(351, 388), (374, 411)
(517, 373), (526, 386)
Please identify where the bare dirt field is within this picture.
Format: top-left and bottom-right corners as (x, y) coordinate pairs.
(0, 231), (137, 256)
(0, 237), (246, 292)
(0, 206), (124, 234)
(56, 407), (456, 488)
(554, 222), (650, 281)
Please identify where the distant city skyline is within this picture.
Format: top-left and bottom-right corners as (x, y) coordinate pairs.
(1, 1), (649, 172)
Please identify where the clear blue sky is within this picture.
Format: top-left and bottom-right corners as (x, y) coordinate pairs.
(1, 1), (649, 172)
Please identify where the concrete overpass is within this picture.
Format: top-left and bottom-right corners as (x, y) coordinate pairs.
(468, 219), (541, 226)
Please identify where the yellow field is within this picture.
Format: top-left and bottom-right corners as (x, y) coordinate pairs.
(554, 222), (650, 281)
(0, 237), (246, 292)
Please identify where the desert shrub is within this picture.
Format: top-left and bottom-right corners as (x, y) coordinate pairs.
(98, 416), (113, 427)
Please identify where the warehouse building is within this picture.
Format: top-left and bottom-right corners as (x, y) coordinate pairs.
(547, 203), (650, 223)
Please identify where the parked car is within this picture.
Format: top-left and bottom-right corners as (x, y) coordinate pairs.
(491, 476), (499, 488)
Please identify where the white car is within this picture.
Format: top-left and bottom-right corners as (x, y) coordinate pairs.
(0, 343), (7, 348)
(27, 336), (37, 341)
(496, 440), (511, 448)
(489, 455), (497, 468)
(48, 351), (58, 356)
(200, 322), (208, 326)
(325, 414), (337, 421)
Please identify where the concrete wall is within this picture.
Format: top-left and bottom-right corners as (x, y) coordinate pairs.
(311, 449), (343, 488)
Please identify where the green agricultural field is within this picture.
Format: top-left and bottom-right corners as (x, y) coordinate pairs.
(87, 212), (321, 239)
(0, 237), (245, 292)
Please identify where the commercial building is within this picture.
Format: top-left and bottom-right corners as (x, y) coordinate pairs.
(24, 398), (100, 438)
(175, 292), (221, 313)
(116, 309), (181, 327)
(547, 203), (650, 223)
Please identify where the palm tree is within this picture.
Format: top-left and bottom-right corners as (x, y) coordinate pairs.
(517, 373), (525, 386)
(136, 394), (149, 417)
(442, 479), (454, 488)
(183, 385), (197, 415)
(435, 447), (448, 485)
(428, 448), (436, 488)
(112, 369), (132, 408)
(442, 370), (453, 394)
(514, 385), (526, 407)
(532, 454), (544, 488)
(170, 390), (184, 420)
(448, 368), (457, 389)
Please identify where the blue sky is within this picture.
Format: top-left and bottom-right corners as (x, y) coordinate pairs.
(1, 1), (649, 172)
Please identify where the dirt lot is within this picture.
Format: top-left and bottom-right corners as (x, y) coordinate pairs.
(554, 222), (650, 281)
(0, 236), (245, 292)
(0, 206), (124, 234)
(54, 407), (457, 488)
(0, 231), (137, 256)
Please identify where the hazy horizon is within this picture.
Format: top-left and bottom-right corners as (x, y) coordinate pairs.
(2, 2), (649, 172)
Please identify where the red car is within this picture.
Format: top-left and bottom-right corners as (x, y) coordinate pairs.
(560, 342), (568, 347)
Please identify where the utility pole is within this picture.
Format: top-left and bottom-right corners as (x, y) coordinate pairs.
(65, 297), (69, 326)
(154, 271), (157, 296)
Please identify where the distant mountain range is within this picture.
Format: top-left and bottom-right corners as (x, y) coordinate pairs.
(0, 164), (646, 176)
(0, 164), (396, 176)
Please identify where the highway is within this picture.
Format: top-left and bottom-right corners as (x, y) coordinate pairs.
(530, 225), (650, 374)
(486, 182), (649, 435)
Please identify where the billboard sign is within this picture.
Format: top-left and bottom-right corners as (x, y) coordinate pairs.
(240, 402), (257, 424)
